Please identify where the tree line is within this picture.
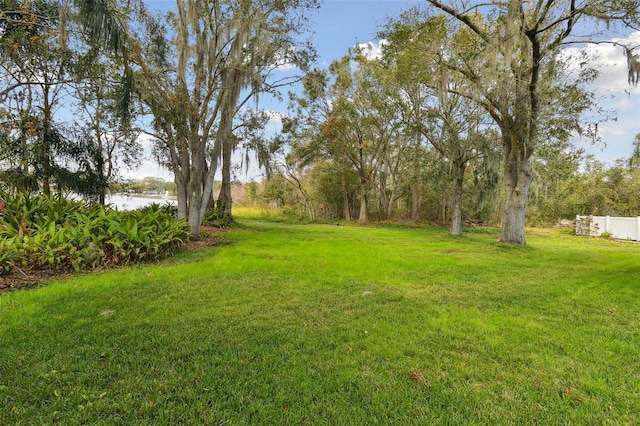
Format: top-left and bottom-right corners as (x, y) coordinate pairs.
(1, 0), (638, 244)
(248, 143), (640, 226)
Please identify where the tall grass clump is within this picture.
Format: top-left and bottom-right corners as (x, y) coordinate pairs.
(0, 193), (190, 275)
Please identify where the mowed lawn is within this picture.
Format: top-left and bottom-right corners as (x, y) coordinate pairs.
(1, 218), (638, 425)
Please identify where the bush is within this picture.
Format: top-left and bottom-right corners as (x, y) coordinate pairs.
(203, 207), (234, 228)
(0, 192), (190, 275)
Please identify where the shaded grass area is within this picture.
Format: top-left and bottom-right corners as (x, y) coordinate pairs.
(1, 220), (639, 424)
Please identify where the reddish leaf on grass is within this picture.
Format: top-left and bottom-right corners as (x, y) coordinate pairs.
(562, 386), (576, 398)
(409, 371), (430, 388)
(561, 386), (582, 402)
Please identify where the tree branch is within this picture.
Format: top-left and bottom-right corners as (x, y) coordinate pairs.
(426, 0), (489, 42)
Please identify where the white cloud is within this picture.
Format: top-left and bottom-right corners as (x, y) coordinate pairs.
(563, 31), (640, 161)
(269, 47), (301, 72)
(561, 31), (640, 94)
(265, 109), (285, 127)
(121, 159), (173, 181)
(355, 39), (388, 60)
(600, 125), (629, 137)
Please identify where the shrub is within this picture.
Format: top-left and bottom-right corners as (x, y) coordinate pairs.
(0, 192), (190, 276)
(203, 207), (234, 228)
(575, 215), (598, 237)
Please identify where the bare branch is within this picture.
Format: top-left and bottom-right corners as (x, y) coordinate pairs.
(426, 0), (489, 41)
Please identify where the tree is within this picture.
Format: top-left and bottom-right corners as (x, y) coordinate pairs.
(380, 12), (501, 234)
(289, 52), (396, 222)
(282, 69), (357, 221)
(354, 46), (411, 221)
(528, 138), (585, 223)
(423, 0), (639, 244)
(0, 0), (143, 199)
(0, 0), (78, 195)
(135, 0), (317, 239)
(72, 40), (143, 204)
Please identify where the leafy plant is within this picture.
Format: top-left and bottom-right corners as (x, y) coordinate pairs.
(0, 192), (190, 275)
(203, 207), (234, 228)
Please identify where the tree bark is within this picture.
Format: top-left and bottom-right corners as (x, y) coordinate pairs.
(386, 183), (396, 220)
(411, 183), (421, 220)
(378, 170), (389, 220)
(219, 138), (233, 218)
(498, 132), (533, 244)
(341, 173), (351, 220)
(410, 133), (423, 220)
(41, 85), (52, 197)
(188, 195), (203, 240)
(450, 160), (466, 236)
(358, 181), (368, 222)
(175, 174), (188, 220)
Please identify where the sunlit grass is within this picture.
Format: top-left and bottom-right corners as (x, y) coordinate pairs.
(1, 221), (638, 424)
(233, 205), (289, 221)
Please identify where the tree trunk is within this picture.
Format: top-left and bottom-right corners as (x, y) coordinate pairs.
(217, 67), (243, 221)
(378, 170), (389, 220)
(185, 135), (208, 240)
(411, 133), (422, 220)
(188, 196), (203, 240)
(498, 135), (533, 245)
(341, 173), (351, 220)
(175, 172), (189, 220)
(96, 135), (107, 205)
(411, 183), (421, 220)
(301, 191), (315, 222)
(358, 181), (368, 222)
(385, 159), (399, 220)
(450, 160), (466, 236)
(41, 85), (52, 196)
(187, 174), (204, 240)
(219, 137), (233, 219)
(386, 184), (396, 220)
(41, 141), (51, 196)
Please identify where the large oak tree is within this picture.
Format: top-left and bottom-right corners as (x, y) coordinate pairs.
(422, 0), (639, 244)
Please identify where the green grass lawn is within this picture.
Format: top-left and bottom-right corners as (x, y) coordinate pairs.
(1, 217), (638, 425)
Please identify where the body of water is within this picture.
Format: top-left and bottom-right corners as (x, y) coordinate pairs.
(106, 194), (176, 211)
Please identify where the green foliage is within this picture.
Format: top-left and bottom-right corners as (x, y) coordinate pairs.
(600, 230), (613, 239)
(116, 177), (174, 195)
(0, 193), (190, 275)
(202, 207), (234, 228)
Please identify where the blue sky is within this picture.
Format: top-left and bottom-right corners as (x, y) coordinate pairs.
(312, 0), (421, 64)
(134, 0), (639, 180)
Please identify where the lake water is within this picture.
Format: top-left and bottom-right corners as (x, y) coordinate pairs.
(107, 194), (176, 211)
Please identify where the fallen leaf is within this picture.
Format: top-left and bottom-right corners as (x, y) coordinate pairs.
(562, 386), (579, 400)
(409, 371), (431, 388)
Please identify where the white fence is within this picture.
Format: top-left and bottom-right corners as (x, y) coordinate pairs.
(575, 215), (640, 241)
